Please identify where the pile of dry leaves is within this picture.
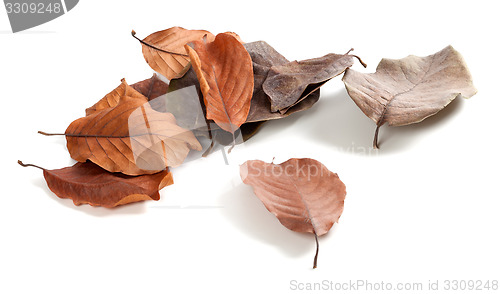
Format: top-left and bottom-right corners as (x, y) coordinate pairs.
(19, 26), (476, 268)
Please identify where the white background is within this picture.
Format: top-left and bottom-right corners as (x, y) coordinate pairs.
(1, 1), (499, 293)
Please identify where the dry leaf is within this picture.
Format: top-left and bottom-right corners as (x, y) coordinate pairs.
(167, 67), (260, 151)
(342, 45), (477, 148)
(131, 74), (169, 101)
(240, 121), (266, 141)
(132, 27), (215, 80)
(185, 33), (254, 136)
(240, 158), (346, 268)
(18, 160), (173, 208)
(244, 41), (320, 123)
(63, 96), (202, 175)
(223, 31), (244, 44)
(163, 67), (209, 132)
(166, 42), (320, 143)
(85, 79), (146, 116)
(263, 50), (363, 113)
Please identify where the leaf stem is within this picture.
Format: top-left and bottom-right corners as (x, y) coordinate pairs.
(353, 55), (367, 68)
(373, 124), (381, 149)
(313, 232), (319, 269)
(131, 30), (189, 57)
(18, 160), (45, 170)
(38, 131), (65, 136)
(345, 48), (367, 68)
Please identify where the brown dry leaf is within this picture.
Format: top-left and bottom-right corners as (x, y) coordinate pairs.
(18, 160), (173, 208)
(62, 96), (202, 175)
(244, 41), (320, 123)
(342, 45), (477, 148)
(223, 31), (244, 43)
(130, 74), (169, 101)
(263, 50), (364, 113)
(240, 158), (346, 268)
(185, 33), (254, 136)
(85, 79), (146, 116)
(132, 27), (215, 80)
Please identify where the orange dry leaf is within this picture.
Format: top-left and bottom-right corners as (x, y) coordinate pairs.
(133, 27), (215, 80)
(85, 78), (146, 116)
(65, 96), (202, 175)
(185, 33), (254, 134)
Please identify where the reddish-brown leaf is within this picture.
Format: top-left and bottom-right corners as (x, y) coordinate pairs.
(85, 79), (146, 116)
(19, 161), (173, 208)
(240, 158), (346, 268)
(185, 33), (254, 134)
(133, 27), (215, 80)
(65, 96), (202, 175)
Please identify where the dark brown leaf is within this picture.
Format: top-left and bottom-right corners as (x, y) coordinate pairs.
(18, 161), (173, 208)
(163, 67), (209, 132)
(130, 74), (169, 101)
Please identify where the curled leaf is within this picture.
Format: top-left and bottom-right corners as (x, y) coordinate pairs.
(240, 158), (346, 268)
(132, 27), (215, 80)
(185, 33), (254, 134)
(342, 45), (477, 148)
(263, 50), (362, 113)
(244, 41), (320, 123)
(64, 96), (202, 175)
(18, 160), (173, 208)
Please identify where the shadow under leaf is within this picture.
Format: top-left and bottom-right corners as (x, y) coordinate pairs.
(219, 183), (317, 259)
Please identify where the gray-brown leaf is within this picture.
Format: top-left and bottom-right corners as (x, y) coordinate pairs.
(342, 45), (477, 148)
(263, 51), (359, 113)
(244, 41), (320, 122)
